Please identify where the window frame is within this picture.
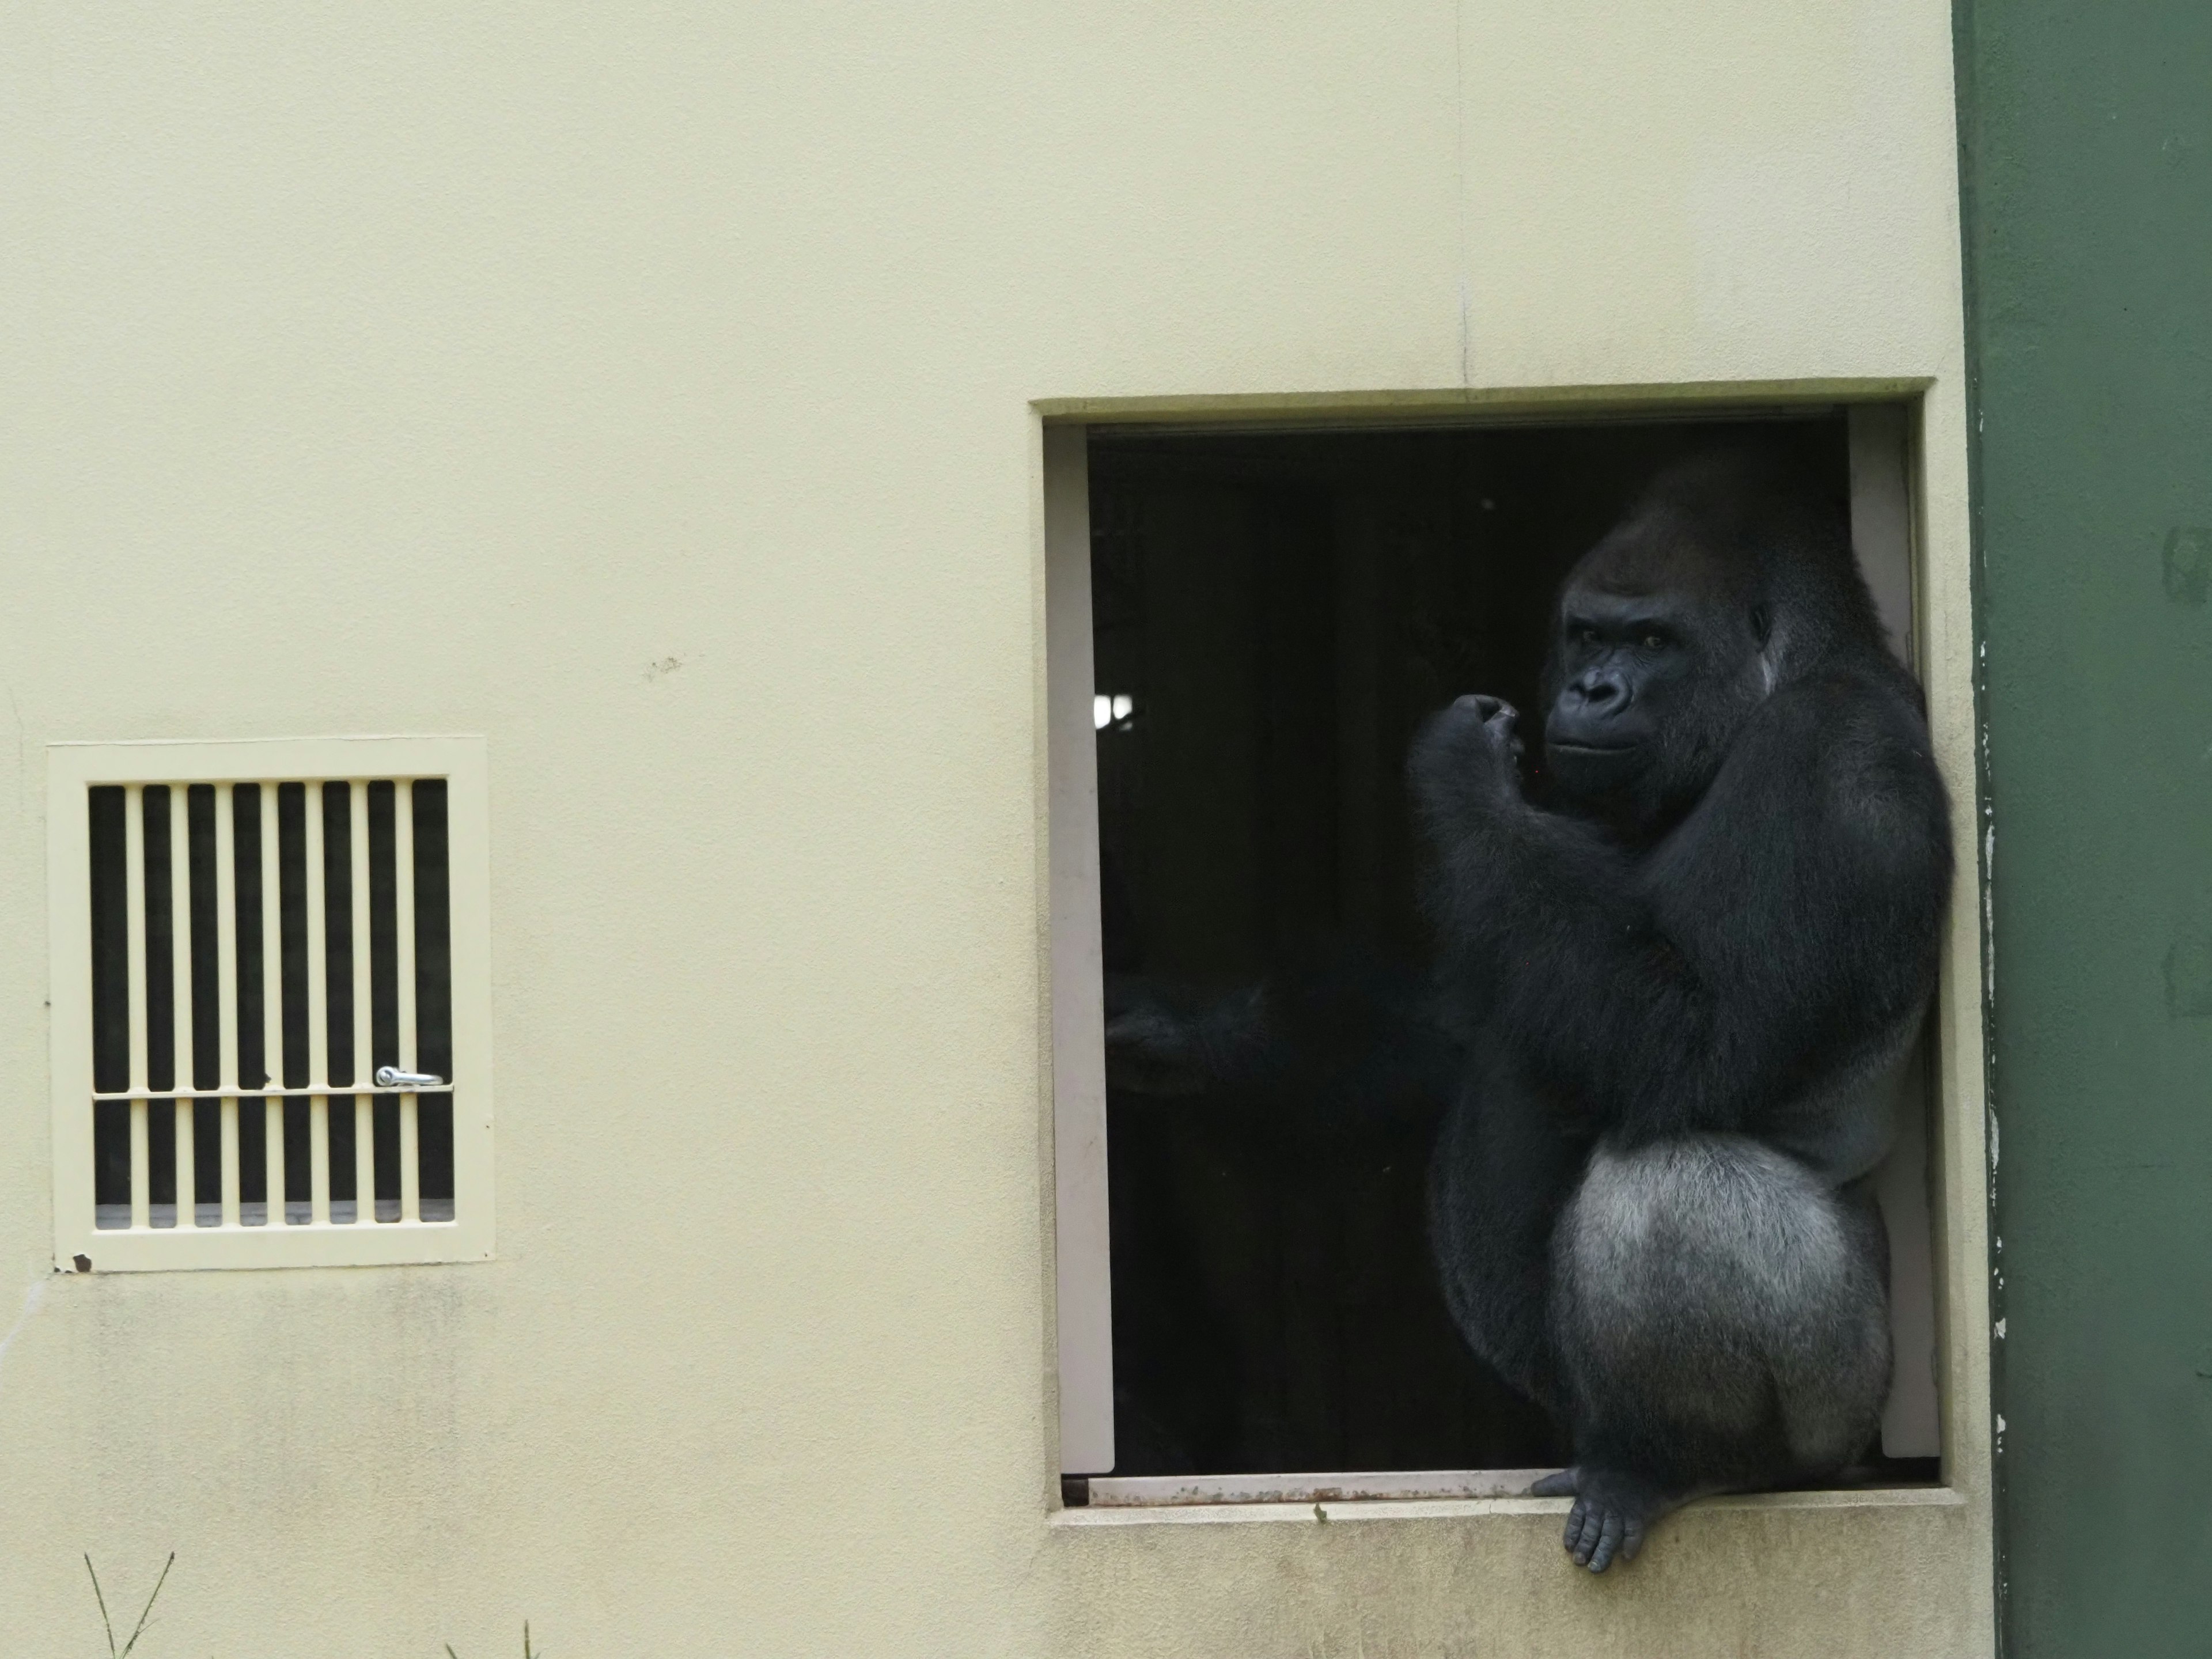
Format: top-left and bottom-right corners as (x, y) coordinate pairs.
(1045, 391), (1953, 1495)
(47, 733), (495, 1272)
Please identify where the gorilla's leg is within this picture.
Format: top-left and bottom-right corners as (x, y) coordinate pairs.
(1543, 1135), (1891, 1571)
(1770, 1176), (1893, 1472)
(1427, 1051), (1589, 1415)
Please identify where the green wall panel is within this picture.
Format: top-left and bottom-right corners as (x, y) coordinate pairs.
(1958, 2), (2212, 1651)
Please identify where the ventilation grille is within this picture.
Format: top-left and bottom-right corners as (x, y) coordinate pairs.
(50, 738), (493, 1270)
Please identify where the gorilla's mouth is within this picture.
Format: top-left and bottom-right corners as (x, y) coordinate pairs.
(1548, 740), (1639, 755)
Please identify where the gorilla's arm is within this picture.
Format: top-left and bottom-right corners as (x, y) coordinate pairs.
(1103, 960), (1461, 1137)
(1410, 673), (1949, 1142)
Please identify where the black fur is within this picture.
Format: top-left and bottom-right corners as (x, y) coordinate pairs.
(1411, 452), (1950, 1568)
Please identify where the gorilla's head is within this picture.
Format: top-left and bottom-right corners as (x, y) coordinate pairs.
(1540, 450), (1885, 831)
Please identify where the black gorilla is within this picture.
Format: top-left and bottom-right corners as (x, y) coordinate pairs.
(1108, 452), (1951, 1570)
(1411, 452), (1950, 1568)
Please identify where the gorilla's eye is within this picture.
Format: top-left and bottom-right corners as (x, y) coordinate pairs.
(1639, 631), (1667, 651)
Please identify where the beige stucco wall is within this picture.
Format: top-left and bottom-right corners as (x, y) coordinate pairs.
(0, 3), (1990, 1654)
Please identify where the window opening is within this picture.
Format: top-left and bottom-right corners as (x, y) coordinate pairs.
(1048, 410), (1939, 1494)
(85, 778), (453, 1231)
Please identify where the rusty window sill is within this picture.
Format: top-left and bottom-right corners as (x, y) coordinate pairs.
(1050, 1483), (1965, 1528)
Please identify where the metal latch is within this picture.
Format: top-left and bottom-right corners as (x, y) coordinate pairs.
(373, 1067), (444, 1089)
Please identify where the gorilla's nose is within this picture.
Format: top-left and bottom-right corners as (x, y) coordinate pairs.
(1567, 669), (1630, 714)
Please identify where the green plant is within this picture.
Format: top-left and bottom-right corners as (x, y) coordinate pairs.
(84, 1552), (172, 1659)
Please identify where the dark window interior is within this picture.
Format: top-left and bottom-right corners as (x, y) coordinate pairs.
(1091, 414), (1851, 1476)
(86, 778), (457, 1225)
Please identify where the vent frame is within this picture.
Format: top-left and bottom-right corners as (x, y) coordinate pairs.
(47, 735), (494, 1271)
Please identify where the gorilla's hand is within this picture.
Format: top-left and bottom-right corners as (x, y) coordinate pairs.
(1103, 975), (1270, 1098)
(1411, 694), (1525, 821)
(1103, 999), (1215, 1097)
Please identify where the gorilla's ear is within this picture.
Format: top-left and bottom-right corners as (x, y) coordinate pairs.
(1749, 604), (1772, 647)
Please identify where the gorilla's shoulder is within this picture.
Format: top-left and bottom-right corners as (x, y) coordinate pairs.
(1716, 654), (1949, 857)
(1765, 658), (1951, 874)
(1763, 652), (1935, 757)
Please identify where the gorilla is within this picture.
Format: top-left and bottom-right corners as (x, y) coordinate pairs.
(1108, 451), (1951, 1570)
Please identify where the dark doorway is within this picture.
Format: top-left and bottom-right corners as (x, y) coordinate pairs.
(1090, 414), (1852, 1476)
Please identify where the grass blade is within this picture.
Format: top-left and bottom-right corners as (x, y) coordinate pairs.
(84, 1556), (117, 1659)
(115, 1552), (173, 1659)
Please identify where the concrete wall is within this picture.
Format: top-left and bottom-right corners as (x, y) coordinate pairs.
(0, 3), (1991, 1653)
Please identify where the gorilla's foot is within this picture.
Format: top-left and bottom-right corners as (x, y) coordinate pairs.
(1529, 1465), (1684, 1573)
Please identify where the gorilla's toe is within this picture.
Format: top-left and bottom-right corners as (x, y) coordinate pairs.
(1529, 1467), (1579, 1498)
(1559, 1468), (1671, 1573)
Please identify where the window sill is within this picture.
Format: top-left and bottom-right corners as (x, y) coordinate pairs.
(1051, 1482), (1964, 1529)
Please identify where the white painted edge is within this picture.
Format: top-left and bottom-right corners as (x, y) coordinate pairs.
(1850, 405), (1941, 1460)
(1044, 426), (1115, 1475)
(1850, 403), (1916, 672)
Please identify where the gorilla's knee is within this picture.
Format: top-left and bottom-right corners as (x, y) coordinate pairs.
(1552, 1135), (1889, 1475)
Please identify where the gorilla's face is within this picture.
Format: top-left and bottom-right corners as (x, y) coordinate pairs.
(1542, 546), (1770, 830)
(1544, 588), (1696, 788)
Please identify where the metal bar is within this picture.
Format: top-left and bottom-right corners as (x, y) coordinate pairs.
(305, 783), (327, 1092)
(350, 781), (370, 1081)
(397, 1100), (421, 1223)
(265, 1099), (285, 1226)
(216, 784), (238, 1226)
(306, 783), (328, 1224)
(309, 1095), (329, 1226)
(175, 1106), (194, 1224)
(261, 782), (283, 1084)
(351, 780), (373, 1219)
(396, 780), (421, 1223)
(129, 1100), (149, 1231)
(124, 785), (147, 1094)
(124, 785), (148, 1229)
(214, 785), (237, 1091)
(170, 786), (195, 1228)
(92, 1084), (449, 1097)
(354, 1097), (374, 1224)
(93, 1084), (453, 1102)
(262, 783), (285, 1224)
(220, 1099), (240, 1227)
